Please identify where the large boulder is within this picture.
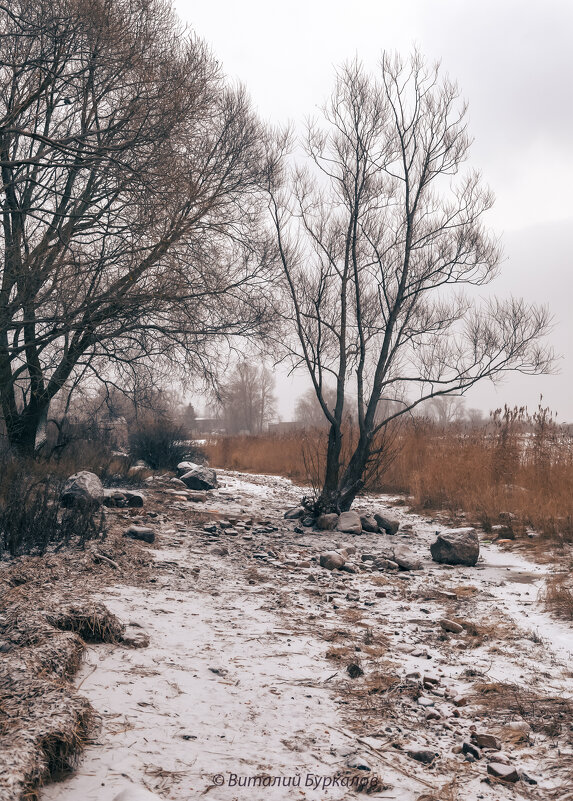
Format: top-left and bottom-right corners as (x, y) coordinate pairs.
(336, 511), (362, 535)
(430, 527), (480, 566)
(60, 471), (104, 509)
(360, 515), (378, 532)
(374, 513), (400, 535)
(179, 464), (217, 491)
(319, 551), (346, 570)
(316, 513), (339, 530)
(392, 546), (422, 571)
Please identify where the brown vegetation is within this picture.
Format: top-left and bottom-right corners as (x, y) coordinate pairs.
(206, 404), (573, 547)
(541, 575), (573, 620)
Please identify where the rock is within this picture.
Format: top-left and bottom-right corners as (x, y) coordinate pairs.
(376, 558), (399, 571)
(340, 563), (357, 573)
(103, 488), (127, 507)
(186, 491), (207, 503)
(360, 515), (378, 532)
(124, 525), (155, 544)
(347, 663), (364, 678)
(124, 490), (144, 507)
(316, 513), (339, 530)
(301, 516), (315, 527)
(170, 477), (187, 486)
(471, 732), (501, 750)
(361, 554), (375, 562)
(346, 754), (371, 771)
(336, 511), (362, 535)
(210, 546), (229, 556)
(113, 788), (163, 801)
(392, 547), (422, 571)
(121, 627), (150, 648)
(462, 741), (481, 760)
(487, 763), (520, 782)
(374, 514), (400, 535)
(60, 471), (104, 508)
(430, 527), (480, 566)
(203, 523), (217, 533)
(180, 464), (217, 491)
(176, 461), (196, 475)
(407, 748), (437, 764)
(417, 696), (435, 707)
(284, 506), (305, 519)
(319, 551), (345, 570)
(439, 618), (464, 634)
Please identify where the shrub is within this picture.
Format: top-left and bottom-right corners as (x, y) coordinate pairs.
(0, 462), (106, 557)
(128, 416), (205, 470)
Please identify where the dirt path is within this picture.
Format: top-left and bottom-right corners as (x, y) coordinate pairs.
(41, 471), (573, 801)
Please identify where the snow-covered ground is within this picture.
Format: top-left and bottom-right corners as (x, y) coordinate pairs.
(41, 471), (573, 801)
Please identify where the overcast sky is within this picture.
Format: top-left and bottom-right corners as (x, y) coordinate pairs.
(174, 0), (573, 422)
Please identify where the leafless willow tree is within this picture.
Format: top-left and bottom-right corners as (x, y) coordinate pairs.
(0, 0), (272, 455)
(266, 52), (553, 512)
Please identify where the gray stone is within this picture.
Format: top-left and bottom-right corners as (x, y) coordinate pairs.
(124, 490), (144, 507)
(61, 471), (104, 508)
(439, 618), (464, 633)
(376, 558), (399, 571)
(336, 511), (362, 535)
(316, 513), (339, 530)
(284, 506), (305, 519)
(487, 763), (520, 782)
(186, 491), (207, 503)
(346, 663), (364, 678)
(462, 741), (481, 759)
(374, 514), (400, 535)
(319, 551), (346, 570)
(103, 488), (127, 507)
(407, 748), (438, 764)
(180, 464), (217, 491)
(124, 525), (155, 544)
(431, 528), (479, 566)
(176, 461), (196, 475)
(471, 732), (501, 750)
(360, 515), (378, 532)
(392, 546), (422, 571)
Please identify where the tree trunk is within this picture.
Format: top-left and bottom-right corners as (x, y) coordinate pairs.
(317, 422), (343, 512)
(3, 400), (49, 457)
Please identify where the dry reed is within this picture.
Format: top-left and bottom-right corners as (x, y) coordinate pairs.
(205, 404), (573, 548)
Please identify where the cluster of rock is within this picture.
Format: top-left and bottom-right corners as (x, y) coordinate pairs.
(285, 507), (400, 536)
(318, 543), (422, 574)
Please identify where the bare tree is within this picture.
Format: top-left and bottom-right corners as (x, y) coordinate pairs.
(266, 52), (553, 512)
(0, 0), (271, 455)
(294, 387), (337, 429)
(217, 360), (277, 434)
(427, 395), (466, 425)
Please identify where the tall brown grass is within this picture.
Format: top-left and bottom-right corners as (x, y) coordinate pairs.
(205, 404), (573, 546)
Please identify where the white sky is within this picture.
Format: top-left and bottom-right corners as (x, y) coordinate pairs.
(174, 0), (573, 422)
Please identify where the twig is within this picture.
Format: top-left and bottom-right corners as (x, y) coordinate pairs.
(92, 551), (121, 572)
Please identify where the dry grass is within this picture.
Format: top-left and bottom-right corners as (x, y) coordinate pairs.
(471, 681), (573, 738)
(541, 574), (573, 620)
(205, 405), (573, 549)
(0, 596), (133, 801)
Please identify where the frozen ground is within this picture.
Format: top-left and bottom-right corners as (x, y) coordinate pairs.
(41, 470), (573, 801)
